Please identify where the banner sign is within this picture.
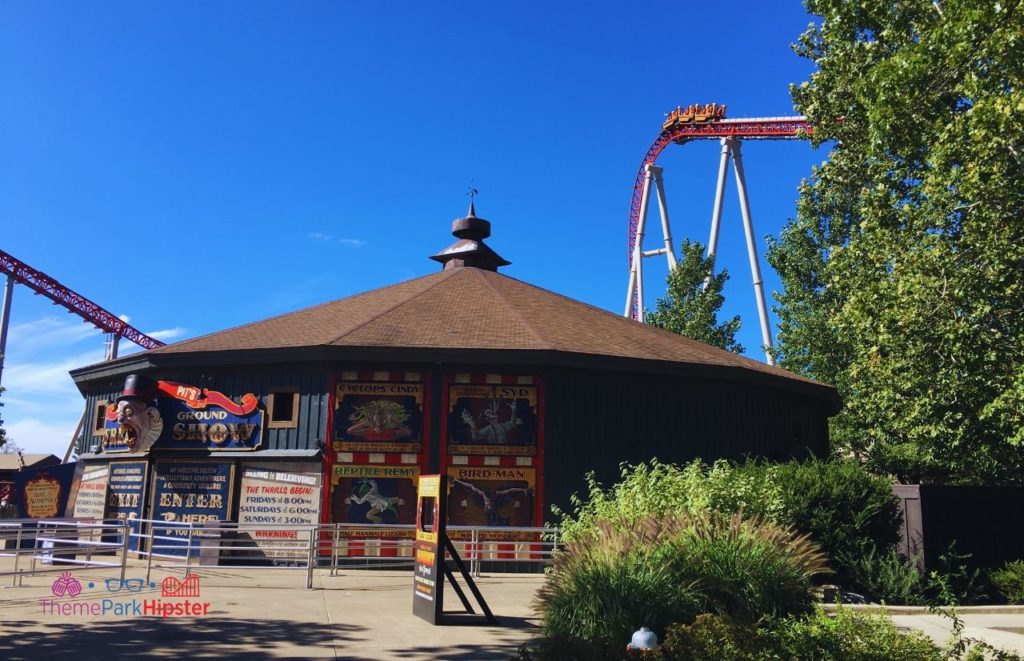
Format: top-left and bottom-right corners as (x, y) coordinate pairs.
(330, 464), (419, 527)
(447, 384), (537, 456)
(72, 465), (109, 519)
(102, 381), (263, 453)
(14, 462), (77, 519)
(106, 461), (148, 553)
(333, 380), (424, 454)
(413, 474), (445, 623)
(150, 461), (234, 557)
(446, 466), (536, 531)
(238, 464), (322, 560)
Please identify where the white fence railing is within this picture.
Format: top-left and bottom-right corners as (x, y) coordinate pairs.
(0, 518), (560, 589)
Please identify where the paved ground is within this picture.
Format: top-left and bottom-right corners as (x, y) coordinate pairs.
(0, 561), (543, 660)
(2, 559), (1023, 659)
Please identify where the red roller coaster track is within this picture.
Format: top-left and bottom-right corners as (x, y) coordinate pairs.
(0, 248), (165, 350)
(626, 116), (812, 318)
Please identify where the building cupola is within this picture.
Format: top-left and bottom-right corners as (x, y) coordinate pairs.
(430, 201), (511, 272)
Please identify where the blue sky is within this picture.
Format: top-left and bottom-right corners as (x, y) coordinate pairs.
(0, 1), (828, 456)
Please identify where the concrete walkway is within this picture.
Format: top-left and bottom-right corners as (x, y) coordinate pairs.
(0, 563), (543, 660)
(2, 561), (1023, 659)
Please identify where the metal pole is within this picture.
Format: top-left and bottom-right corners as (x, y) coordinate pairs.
(184, 524), (194, 577)
(119, 521), (130, 582)
(705, 139), (732, 287)
(12, 525), (22, 586)
(650, 166), (677, 270)
(728, 138), (775, 364)
(305, 526), (316, 589)
(0, 276), (13, 390)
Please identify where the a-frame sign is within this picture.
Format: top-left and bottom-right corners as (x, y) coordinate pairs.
(412, 473), (496, 625)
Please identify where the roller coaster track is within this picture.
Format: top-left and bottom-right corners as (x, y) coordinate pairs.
(626, 116), (812, 320)
(0, 248), (165, 350)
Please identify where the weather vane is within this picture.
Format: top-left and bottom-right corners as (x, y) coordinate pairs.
(467, 181), (478, 203)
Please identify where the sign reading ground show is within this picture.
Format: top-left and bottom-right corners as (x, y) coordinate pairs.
(238, 463), (322, 561)
(150, 461), (234, 557)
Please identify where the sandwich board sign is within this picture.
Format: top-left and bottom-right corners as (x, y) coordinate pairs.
(412, 473), (495, 625)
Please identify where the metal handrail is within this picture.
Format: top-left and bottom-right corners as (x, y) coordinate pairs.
(0, 518), (561, 588)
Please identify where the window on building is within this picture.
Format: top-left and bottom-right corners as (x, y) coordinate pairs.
(267, 389), (299, 428)
(93, 402), (109, 435)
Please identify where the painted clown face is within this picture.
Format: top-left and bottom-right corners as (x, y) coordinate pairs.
(116, 399), (163, 453)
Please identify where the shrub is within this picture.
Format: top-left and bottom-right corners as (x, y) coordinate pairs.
(666, 512), (829, 622)
(991, 560), (1024, 604)
(535, 516), (702, 654)
(553, 459), (785, 543)
(766, 606), (942, 660)
(769, 459), (902, 586)
(660, 613), (763, 660)
(843, 542), (928, 605)
(535, 511), (828, 655)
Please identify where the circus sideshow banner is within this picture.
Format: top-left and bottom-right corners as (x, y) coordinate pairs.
(102, 378), (263, 454)
(333, 380), (425, 454)
(72, 465), (110, 519)
(445, 466), (536, 533)
(14, 463), (77, 519)
(447, 384), (538, 456)
(331, 464), (419, 528)
(238, 464), (321, 559)
(150, 461), (235, 557)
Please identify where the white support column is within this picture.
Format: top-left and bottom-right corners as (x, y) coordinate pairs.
(650, 166), (677, 270)
(625, 165), (656, 320)
(728, 138), (775, 364)
(706, 138), (731, 265)
(0, 276), (13, 390)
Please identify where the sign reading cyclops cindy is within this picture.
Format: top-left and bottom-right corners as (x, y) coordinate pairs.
(447, 383), (538, 456)
(102, 375), (263, 453)
(333, 379), (424, 454)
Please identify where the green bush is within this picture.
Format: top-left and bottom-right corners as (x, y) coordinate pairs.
(555, 458), (903, 597)
(990, 560), (1024, 604)
(553, 459), (784, 543)
(843, 543), (928, 605)
(657, 609), (942, 661)
(769, 459), (902, 586)
(766, 606), (942, 660)
(535, 511), (827, 655)
(660, 613), (763, 660)
(535, 516), (703, 654)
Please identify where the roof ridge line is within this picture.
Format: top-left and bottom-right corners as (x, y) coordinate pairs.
(478, 270), (549, 349)
(326, 268), (459, 345)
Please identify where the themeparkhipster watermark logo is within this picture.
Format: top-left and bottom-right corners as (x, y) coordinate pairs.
(40, 571), (212, 618)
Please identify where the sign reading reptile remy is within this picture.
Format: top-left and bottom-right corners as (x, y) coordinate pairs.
(331, 464), (419, 527)
(333, 381), (424, 454)
(103, 377), (263, 453)
(447, 384), (537, 456)
(106, 461), (148, 553)
(150, 461), (234, 557)
(238, 464), (321, 560)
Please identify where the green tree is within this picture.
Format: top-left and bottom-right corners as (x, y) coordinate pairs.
(646, 239), (744, 353)
(768, 0), (1024, 484)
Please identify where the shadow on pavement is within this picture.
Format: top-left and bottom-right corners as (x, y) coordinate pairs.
(391, 616), (540, 660)
(0, 617), (363, 661)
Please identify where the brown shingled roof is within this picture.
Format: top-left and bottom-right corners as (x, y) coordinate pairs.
(145, 267), (826, 391)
